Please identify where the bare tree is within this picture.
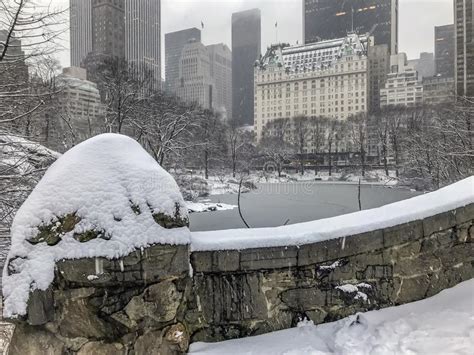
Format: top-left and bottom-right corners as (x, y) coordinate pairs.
(310, 116), (328, 174)
(291, 115), (311, 175)
(95, 57), (149, 134)
(227, 122), (255, 177)
(348, 113), (368, 177)
(260, 118), (295, 177)
(136, 93), (199, 166)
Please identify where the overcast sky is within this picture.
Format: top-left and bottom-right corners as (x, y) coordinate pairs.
(50, 0), (454, 75)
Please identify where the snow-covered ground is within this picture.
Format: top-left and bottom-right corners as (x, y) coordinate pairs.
(193, 170), (399, 197)
(189, 278), (474, 355)
(186, 201), (237, 213)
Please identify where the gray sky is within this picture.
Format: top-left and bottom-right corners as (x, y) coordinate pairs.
(50, 0), (454, 75)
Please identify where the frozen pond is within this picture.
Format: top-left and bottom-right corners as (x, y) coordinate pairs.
(189, 182), (421, 231)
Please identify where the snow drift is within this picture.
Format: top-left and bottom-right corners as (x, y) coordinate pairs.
(2, 134), (190, 318)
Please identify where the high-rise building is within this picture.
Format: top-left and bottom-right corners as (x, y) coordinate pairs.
(254, 34), (371, 142)
(82, 0), (125, 83)
(70, 0), (92, 67)
(232, 8), (261, 126)
(435, 24), (455, 77)
(125, 0), (161, 90)
(176, 41), (215, 109)
(407, 52), (435, 79)
(368, 44), (390, 113)
(165, 28), (201, 94)
(91, 0), (125, 57)
(303, 0), (398, 54)
(207, 44), (232, 119)
(454, 0), (474, 97)
(380, 53), (423, 108)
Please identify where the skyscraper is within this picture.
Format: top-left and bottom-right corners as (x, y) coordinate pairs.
(232, 8), (261, 126)
(435, 24), (455, 77)
(70, 0), (92, 67)
(176, 41), (215, 109)
(303, 0), (398, 54)
(70, 0), (161, 89)
(207, 44), (232, 119)
(125, 0), (161, 89)
(82, 0), (125, 83)
(165, 28), (201, 94)
(91, 0), (125, 58)
(454, 0), (474, 97)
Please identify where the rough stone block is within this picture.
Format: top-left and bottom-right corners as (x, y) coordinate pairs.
(394, 275), (430, 304)
(297, 238), (342, 266)
(26, 287), (54, 326)
(393, 253), (441, 277)
(240, 246), (297, 270)
(141, 244), (189, 283)
(423, 210), (456, 237)
(383, 221), (423, 247)
(192, 250), (240, 273)
(358, 264), (393, 280)
(191, 251), (213, 273)
(193, 273), (267, 323)
(280, 287), (327, 310)
(433, 243), (474, 267)
(339, 230), (384, 257)
(454, 203), (474, 225)
(420, 229), (455, 253)
(9, 323), (66, 355)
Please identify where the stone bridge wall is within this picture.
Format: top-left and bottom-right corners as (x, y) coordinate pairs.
(6, 204), (474, 354)
(186, 203), (474, 343)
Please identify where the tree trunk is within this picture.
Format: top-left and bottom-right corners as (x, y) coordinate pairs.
(204, 150), (209, 180)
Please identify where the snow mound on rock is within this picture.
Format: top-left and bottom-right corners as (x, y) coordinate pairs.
(2, 134), (190, 318)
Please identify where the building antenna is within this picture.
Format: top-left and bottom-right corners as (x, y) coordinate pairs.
(275, 21), (278, 44)
(351, 6), (354, 32)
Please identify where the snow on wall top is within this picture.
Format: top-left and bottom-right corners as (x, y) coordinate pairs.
(2, 134), (190, 318)
(191, 176), (474, 251)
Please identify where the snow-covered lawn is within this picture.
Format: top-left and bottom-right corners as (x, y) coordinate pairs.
(189, 278), (474, 355)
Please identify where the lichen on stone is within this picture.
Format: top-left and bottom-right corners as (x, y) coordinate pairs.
(73, 229), (107, 243)
(153, 203), (189, 229)
(27, 213), (81, 246)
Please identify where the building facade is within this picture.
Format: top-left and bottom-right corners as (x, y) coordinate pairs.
(207, 44), (232, 119)
(125, 0), (161, 90)
(232, 8), (261, 126)
(303, 0), (399, 54)
(422, 76), (455, 105)
(165, 28), (201, 94)
(175, 41), (215, 109)
(454, 0), (474, 97)
(254, 34), (371, 141)
(70, 0), (92, 67)
(47, 67), (105, 152)
(380, 53), (423, 108)
(407, 52), (435, 79)
(435, 24), (455, 77)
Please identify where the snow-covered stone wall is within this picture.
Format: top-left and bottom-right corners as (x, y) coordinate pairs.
(186, 202), (474, 343)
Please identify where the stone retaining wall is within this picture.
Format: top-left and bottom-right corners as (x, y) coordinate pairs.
(5, 204), (474, 354)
